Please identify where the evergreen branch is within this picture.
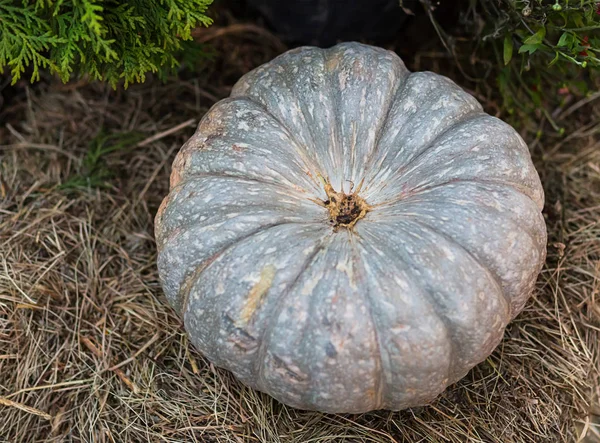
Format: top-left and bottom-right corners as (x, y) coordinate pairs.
(0, 0), (213, 86)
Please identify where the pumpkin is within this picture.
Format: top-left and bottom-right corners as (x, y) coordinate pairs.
(155, 42), (547, 413)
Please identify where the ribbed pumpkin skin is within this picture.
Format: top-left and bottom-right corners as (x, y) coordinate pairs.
(155, 42), (547, 413)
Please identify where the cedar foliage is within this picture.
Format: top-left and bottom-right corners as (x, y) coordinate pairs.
(0, 0), (213, 87)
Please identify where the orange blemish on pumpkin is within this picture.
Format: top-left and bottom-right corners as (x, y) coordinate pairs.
(236, 264), (276, 327)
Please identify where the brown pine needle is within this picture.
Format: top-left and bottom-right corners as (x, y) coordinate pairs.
(0, 397), (52, 421)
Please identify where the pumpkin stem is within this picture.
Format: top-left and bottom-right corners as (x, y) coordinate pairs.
(321, 177), (371, 231)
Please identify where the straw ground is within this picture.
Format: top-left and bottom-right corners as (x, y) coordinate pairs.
(1, 17), (599, 443)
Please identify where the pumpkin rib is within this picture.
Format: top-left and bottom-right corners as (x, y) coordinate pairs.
(231, 56), (331, 182)
(364, 117), (544, 209)
(390, 129), (542, 207)
(356, 227), (457, 388)
(361, 73), (484, 195)
(387, 108), (484, 176)
(295, 49), (339, 179)
(233, 96), (327, 186)
(402, 212), (540, 317)
(388, 179), (546, 250)
(363, 110), (486, 197)
(162, 221), (308, 314)
(179, 221), (326, 318)
(323, 44), (411, 188)
(159, 208), (315, 255)
(358, 66), (410, 185)
(169, 162), (322, 198)
(158, 211), (317, 258)
(180, 96), (326, 194)
(347, 236), (388, 409)
(396, 203), (543, 261)
(382, 177), (539, 209)
(290, 233), (382, 412)
(170, 172), (313, 196)
(253, 235), (332, 393)
(175, 165), (314, 194)
(400, 217), (513, 319)
(321, 46), (345, 185)
(375, 178), (545, 249)
(155, 171), (325, 248)
(358, 242), (459, 407)
(324, 45), (357, 185)
(352, 239), (419, 409)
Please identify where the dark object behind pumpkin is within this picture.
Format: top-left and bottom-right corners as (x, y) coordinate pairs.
(245, 0), (408, 46)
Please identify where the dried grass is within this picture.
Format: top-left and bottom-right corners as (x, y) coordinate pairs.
(0, 17), (599, 443)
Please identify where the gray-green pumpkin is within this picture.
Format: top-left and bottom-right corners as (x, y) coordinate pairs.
(155, 42), (547, 413)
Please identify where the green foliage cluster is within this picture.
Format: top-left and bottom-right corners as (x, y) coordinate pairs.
(499, 0), (600, 69)
(0, 0), (213, 88)
(424, 0), (599, 131)
(487, 0), (599, 121)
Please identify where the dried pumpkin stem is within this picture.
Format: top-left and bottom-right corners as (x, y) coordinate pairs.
(321, 177), (371, 231)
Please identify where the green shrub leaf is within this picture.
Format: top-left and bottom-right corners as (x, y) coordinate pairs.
(518, 44), (543, 55)
(524, 27), (546, 45)
(557, 32), (573, 48)
(503, 35), (514, 65)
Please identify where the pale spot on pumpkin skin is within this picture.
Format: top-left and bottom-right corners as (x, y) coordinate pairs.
(372, 247), (385, 257)
(335, 261), (357, 290)
(402, 99), (417, 113)
(301, 277), (320, 296)
(393, 276), (409, 291)
(391, 325), (411, 333)
(441, 246), (455, 261)
(302, 245), (315, 256)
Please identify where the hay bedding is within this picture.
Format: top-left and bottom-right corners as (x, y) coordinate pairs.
(0, 20), (598, 443)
